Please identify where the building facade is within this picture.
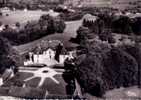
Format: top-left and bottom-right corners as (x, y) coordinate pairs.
(24, 48), (75, 66)
(24, 40), (76, 66)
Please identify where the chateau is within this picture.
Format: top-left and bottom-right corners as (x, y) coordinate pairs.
(24, 40), (77, 66)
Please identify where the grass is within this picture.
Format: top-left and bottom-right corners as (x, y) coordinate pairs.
(41, 74), (67, 95)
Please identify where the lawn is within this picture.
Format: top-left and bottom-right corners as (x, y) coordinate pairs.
(2, 69), (67, 96)
(64, 20), (82, 38)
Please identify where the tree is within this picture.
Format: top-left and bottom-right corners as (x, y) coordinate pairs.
(92, 18), (105, 35)
(15, 22), (20, 28)
(103, 48), (138, 89)
(0, 37), (21, 74)
(39, 14), (55, 34)
(39, 14), (66, 34)
(120, 44), (141, 87)
(112, 16), (133, 35)
(63, 58), (76, 95)
(98, 29), (116, 43)
(55, 43), (63, 62)
(1, 27), (18, 45)
(54, 18), (66, 33)
(75, 50), (105, 97)
(0, 11), (2, 16)
(99, 29), (110, 41)
(131, 17), (141, 35)
(75, 26), (92, 44)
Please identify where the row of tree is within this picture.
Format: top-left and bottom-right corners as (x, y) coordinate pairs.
(83, 14), (141, 35)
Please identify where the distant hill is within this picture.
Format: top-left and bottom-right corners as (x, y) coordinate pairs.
(63, 0), (141, 9)
(111, 0), (141, 10)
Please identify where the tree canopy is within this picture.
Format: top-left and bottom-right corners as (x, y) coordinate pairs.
(75, 41), (139, 97)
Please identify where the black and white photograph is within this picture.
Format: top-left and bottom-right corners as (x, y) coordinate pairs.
(0, 0), (141, 99)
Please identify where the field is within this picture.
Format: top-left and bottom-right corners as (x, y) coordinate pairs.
(0, 9), (82, 32)
(0, 10), (48, 25)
